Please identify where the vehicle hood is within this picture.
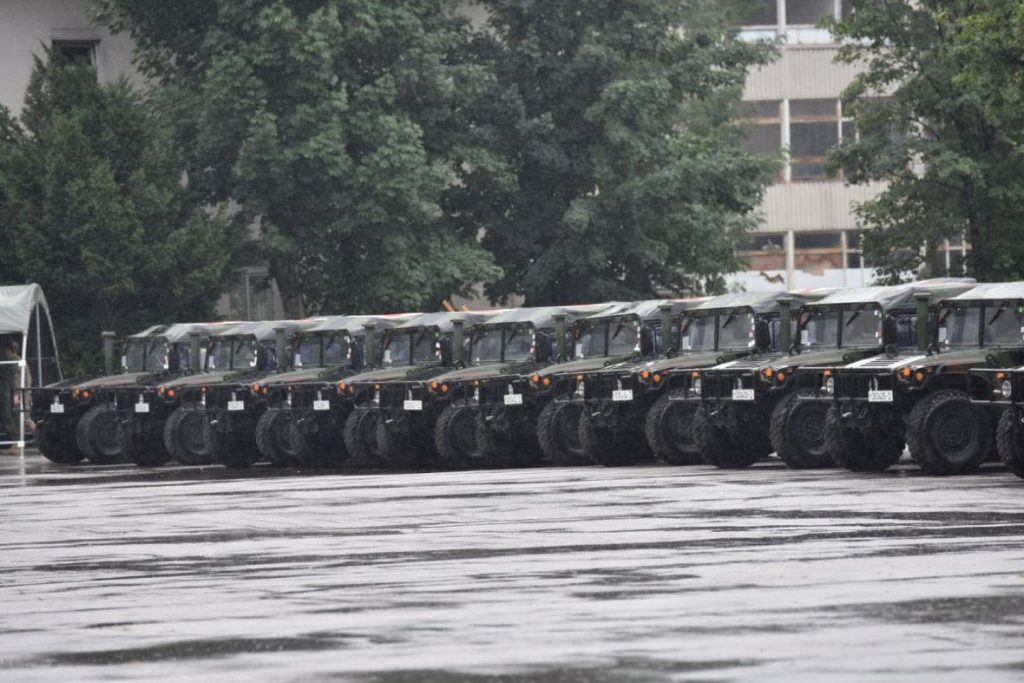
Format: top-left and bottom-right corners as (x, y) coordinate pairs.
(344, 363), (449, 385)
(536, 354), (638, 378)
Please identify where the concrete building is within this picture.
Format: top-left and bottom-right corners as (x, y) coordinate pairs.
(0, 0), (917, 306)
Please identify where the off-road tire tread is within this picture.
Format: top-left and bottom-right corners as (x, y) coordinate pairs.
(824, 405), (904, 472)
(537, 401), (589, 466)
(907, 389), (991, 475)
(996, 408), (1024, 479)
(769, 392), (834, 469)
(644, 395), (701, 465)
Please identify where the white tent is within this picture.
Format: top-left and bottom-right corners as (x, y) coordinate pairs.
(0, 284), (62, 453)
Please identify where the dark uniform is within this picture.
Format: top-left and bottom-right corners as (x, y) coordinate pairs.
(0, 343), (19, 439)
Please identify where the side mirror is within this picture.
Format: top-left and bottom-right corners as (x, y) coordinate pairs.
(255, 346), (271, 371)
(349, 340), (364, 369)
(881, 316), (899, 346)
(754, 320), (772, 353)
(535, 332), (553, 362)
(639, 325), (656, 356)
(439, 337), (453, 367)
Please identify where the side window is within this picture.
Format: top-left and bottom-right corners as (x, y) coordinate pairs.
(895, 315), (917, 348)
(769, 319), (782, 351)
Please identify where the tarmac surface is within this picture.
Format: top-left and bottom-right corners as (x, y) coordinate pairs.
(1, 451), (1023, 682)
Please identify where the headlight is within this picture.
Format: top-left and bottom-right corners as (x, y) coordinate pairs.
(824, 377), (834, 396)
(692, 378), (702, 396)
(1001, 380), (1012, 399)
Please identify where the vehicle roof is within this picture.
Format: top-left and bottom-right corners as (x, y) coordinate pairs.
(393, 310), (510, 334)
(125, 325), (168, 339)
(152, 321), (245, 343)
(479, 303), (623, 329)
(689, 289), (832, 315)
(583, 298), (710, 324)
(306, 313), (422, 336)
(212, 318), (328, 341)
(808, 278), (976, 309)
(946, 281), (1024, 303)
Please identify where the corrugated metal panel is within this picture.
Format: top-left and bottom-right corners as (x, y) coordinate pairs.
(754, 181), (886, 233)
(744, 46), (862, 101)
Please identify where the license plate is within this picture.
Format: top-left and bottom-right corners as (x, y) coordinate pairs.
(612, 389), (634, 402)
(868, 390), (893, 403)
(134, 402), (150, 414)
(313, 400), (330, 411)
(50, 402), (64, 414)
(731, 389), (755, 401)
(403, 399), (423, 411)
(503, 394), (523, 406)
(227, 400), (245, 412)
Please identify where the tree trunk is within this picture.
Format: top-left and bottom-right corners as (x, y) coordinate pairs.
(270, 254), (304, 319)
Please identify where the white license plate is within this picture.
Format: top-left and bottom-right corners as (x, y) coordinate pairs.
(868, 390), (893, 403)
(50, 402), (64, 414)
(503, 394), (523, 406)
(612, 389), (634, 402)
(403, 399), (423, 411)
(134, 402), (150, 414)
(313, 400), (331, 411)
(227, 400), (245, 412)
(731, 389), (755, 401)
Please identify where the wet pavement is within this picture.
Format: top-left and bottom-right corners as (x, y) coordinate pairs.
(1, 451), (1023, 682)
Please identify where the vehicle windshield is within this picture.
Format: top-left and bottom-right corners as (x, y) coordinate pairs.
(609, 320), (639, 355)
(473, 328), (503, 364)
(208, 339), (255, 370)
(577, 322), (607, 358)
(323, 334), (348, 365)
(504, 325), (534, 361)
(944, 304), (1024, 348)
(717, 312), (756, 351)
(681, 316), (715, 351)
(800, 310), (839, 348)
(297, 337), (322, 367)
(387, 330), (438, 365)
(841, 306), (883, 348)
(123, 339), (169, 373)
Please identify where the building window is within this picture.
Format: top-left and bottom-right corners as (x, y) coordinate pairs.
(789, 99), (853, 182)
(735, 100), (783, 180)
(738, 233), (787, 272)
(51, 40), (97, 68)
(794, 231), (843, 273)
(740, 0), (842, 44)
(786, 0), (834, 25)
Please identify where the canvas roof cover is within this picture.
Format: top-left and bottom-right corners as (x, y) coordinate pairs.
(585, 298), (709, 324)
(212, 318), (328, 341)
(809, 278), (976, 309)
(691, 290), (830, 315)
(155, 321), (244, 344)
(307, 313), (422, 336)
(946, 281), (1024, 303)
(479, 303), (622, 330)
(394, 310), (508, 334)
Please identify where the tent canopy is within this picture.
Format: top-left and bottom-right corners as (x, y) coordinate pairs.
(0, 284), (61, 385)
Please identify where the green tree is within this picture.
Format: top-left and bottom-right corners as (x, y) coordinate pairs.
(472, 0), (776, 304)
(94, 0), (502, 316)
(827, 1), (1024, 282)
(0, 55), (237, 374)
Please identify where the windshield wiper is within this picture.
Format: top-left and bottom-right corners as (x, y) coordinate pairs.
(844, 304), (866, 327)
(721, 313), (737, 329)
(988, 302), (1009, 326)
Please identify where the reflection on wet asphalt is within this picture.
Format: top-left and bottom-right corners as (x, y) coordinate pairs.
(1, 452), (1023, 682)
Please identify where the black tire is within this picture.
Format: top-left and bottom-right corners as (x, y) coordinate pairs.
(343, 408), (383, 469)
(434, 404), (486, 470)
(693, 407), (761, 469)
(122, 417), (171, 467)
(255, 409), (302, 466)
(996, 409), (1024, 479)
(36, 418), (83, 464)
(205, 421), (259, 469)
(477, 418), (542, 469)
(579, 410), (648, 467)
(537, 401), (589, 466)
(906, 389), (991, 475)
(163, 407), (212, 465)
(295, 413), (348, 468)
(769, 392), (834, 469)
(644, 395), (701, 465)
(824, 406), (904, 472)
(75, 404), (127, 464)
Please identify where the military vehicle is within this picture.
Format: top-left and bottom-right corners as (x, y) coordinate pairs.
(110, 321), (241, 465)
(523, 300), (701, 467)
(253, 313), (420, 468)
(973, 350), (1024, 479)
(339, 311), (501, 469)
(820, 282), (1012, 474)
(634, 291), (823, 467)
(30, 325), (175, 464)
(130, 319), (323, 468)
(695, 279), (975, 470)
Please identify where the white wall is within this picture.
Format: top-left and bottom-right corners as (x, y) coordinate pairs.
(0, 0), (142, 115)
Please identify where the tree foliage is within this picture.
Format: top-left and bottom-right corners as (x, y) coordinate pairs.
(472, 0), (776, 304)
(0, 56), (237, 374)
(828, 1), (1024, 282)
(94, 0), (502, 316)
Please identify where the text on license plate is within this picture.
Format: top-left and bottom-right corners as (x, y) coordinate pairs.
(227, 400), (245, 412)
(134, 402), (150, 414)
(732, 389), (755, 401)
(868, 390), (893, 403)
(503, 394), (523, 406)
(313, 400), (331, 411)
(50, 402), (64, 414)
(403, 399), (423, 411)
(612, 389), (634, 402)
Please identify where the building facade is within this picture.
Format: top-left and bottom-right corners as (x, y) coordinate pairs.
(0, 0), (898, 305)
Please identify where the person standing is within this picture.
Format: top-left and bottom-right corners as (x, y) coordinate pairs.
(0, 338), (21, 442)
